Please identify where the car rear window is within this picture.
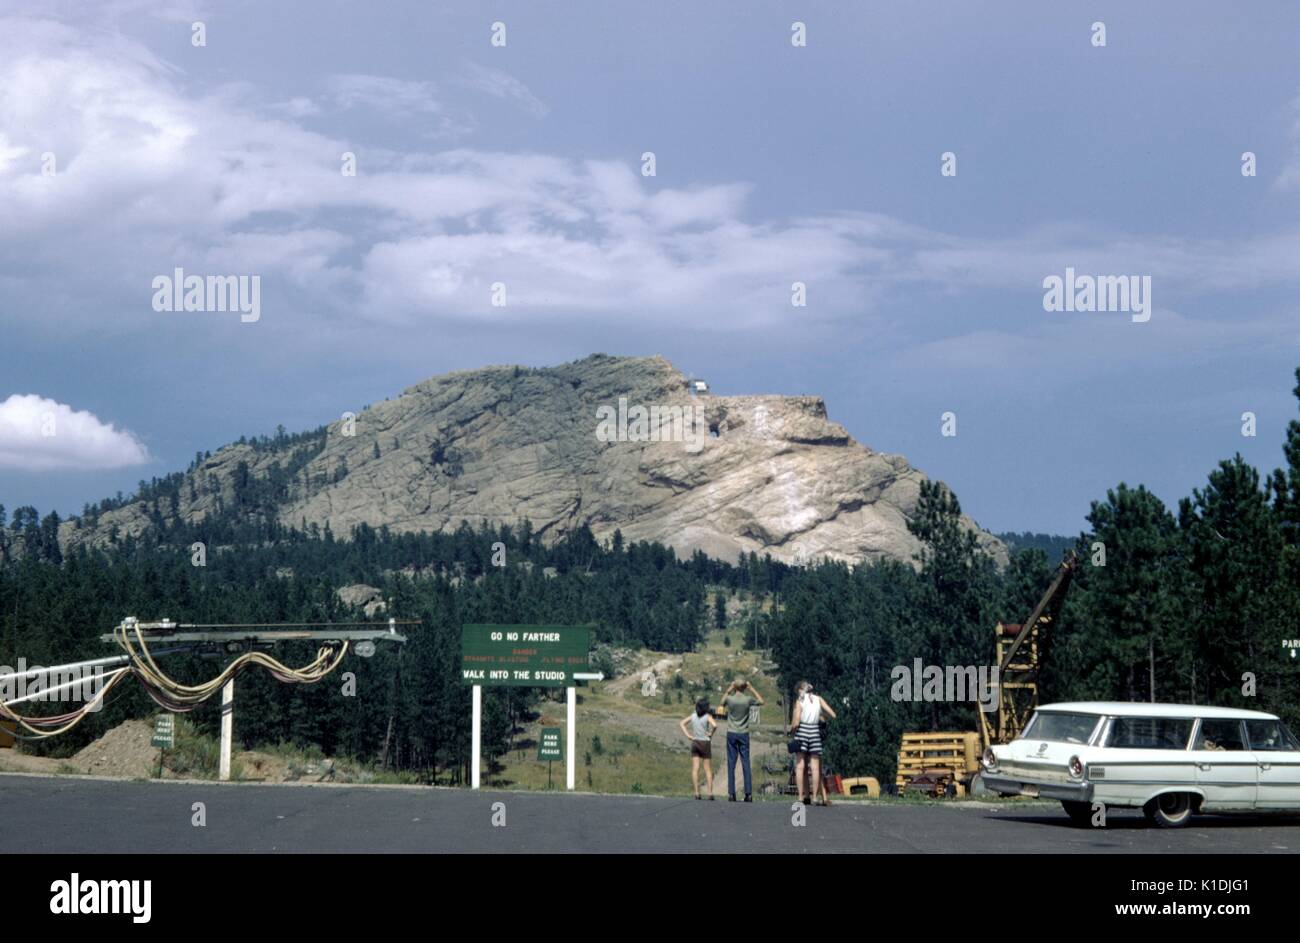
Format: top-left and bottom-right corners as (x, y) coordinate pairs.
(1106, 716), (1193, 750)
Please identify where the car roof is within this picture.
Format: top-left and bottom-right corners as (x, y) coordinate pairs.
(1038, 701), (1278, 721)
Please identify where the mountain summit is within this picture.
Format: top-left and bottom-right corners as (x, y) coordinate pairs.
(62, 355), (1005, 567)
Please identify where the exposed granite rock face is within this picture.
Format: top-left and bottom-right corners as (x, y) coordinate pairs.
(59, 354), (1006, 567)
(336, 584), (387, 618)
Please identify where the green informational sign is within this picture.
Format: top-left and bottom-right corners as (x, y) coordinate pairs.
(460, 624), (591, 687)
(538, 727), (563, 762)
(151, 714), (175, 749)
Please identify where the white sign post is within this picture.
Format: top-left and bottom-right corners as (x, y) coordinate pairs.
(219, 678), (234, 782)
(471, 684), (482, 789)
(566, 686), (576, 790)
(466, 666), (603, 791)
(569, 672), (604, 792)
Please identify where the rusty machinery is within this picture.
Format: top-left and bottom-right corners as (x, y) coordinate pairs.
(978, 551), (1079, 750)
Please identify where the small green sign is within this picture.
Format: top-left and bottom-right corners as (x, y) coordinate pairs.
(151, 714), (175, 749)
(538, 727), (563, 762)
(460, 624), (591, 687)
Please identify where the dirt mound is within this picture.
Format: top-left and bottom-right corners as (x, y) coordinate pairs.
(235, 750), (291, 782)
(72, 718), (159, 778)
(1, 718), (371, 783)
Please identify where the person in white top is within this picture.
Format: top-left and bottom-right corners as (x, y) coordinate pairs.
(678, 699), (719, 799)
(788, 680), (837, 806)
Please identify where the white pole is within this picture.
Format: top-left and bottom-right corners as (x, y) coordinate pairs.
(566, 685), (576, 790)
(219, 678), (234, 782)
(471, 684), (482, 789)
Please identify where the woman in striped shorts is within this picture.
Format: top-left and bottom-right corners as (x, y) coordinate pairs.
(789, 680), (837, 805)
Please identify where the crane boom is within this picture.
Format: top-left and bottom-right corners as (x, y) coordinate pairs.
(979, 551), (1079, 749)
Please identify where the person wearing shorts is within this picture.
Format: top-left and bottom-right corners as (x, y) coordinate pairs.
(788, 680), (836, 805)
(679, 698), (718, 799)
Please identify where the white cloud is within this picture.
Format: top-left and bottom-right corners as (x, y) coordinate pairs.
(459, 63), (549, 118)
(14, 0), (205, 23)
(326, 74), (470, 137)
(0, 395), (150, 471)
(273, 97), (322, 119)
(1, 12), (1299, 346)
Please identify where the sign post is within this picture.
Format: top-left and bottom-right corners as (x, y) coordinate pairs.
(566, 686), (576, 790)
(538, 726), (563, 789)
(460, 625), (593, 790)
(471, 684), (482, 789)
(219, 678), (233, 781)
(151, 713), (174, 778)
(570, 672), (604, 792)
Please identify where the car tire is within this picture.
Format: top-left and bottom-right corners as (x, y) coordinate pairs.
(1061, 800), (1093, 826)
(1143, 792), (1194, 828)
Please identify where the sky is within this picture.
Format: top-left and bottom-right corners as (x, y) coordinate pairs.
(1, 0), (1299, 536)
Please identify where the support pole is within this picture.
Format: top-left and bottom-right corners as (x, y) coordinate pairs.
(219, 678), (234, 781)
(566, 685), (576, 791)
(471, 684), (482, 789)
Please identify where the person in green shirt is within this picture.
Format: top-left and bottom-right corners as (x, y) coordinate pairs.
(721, 676), (764, 801)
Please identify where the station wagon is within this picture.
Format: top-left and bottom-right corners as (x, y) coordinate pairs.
(981, 702), (1300, 827)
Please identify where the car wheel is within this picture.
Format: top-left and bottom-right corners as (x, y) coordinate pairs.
(1061, 800), (1093, 826)
(1143, 792), (1194, 828)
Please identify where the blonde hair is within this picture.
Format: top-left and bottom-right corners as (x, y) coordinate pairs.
(795, 680), (813, 697)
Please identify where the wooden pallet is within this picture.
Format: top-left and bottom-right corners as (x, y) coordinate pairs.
(896, 731), (981, 794)
(897, 731), (979, 767)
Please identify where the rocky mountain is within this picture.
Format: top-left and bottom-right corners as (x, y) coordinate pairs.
(60, 354), (1006, 567)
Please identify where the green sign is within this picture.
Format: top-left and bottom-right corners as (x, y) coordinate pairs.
(460, 624), (591, 687)
(538, 727), (563, 762)
(151, 714), (175, 749)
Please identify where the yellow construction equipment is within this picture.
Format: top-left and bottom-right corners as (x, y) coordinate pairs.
(895, 551), (1079, 795)
(840, 776), (881, 798)
(978, 552), (1078, 751)
(895, 731), (980, 795)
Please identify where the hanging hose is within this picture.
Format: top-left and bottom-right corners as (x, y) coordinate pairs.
(115, 619), (349, 711)
(0, 669), (133, 738)
(1, 624), (351, 739)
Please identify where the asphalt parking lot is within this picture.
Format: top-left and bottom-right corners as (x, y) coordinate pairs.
(3, 772), (1299, 853)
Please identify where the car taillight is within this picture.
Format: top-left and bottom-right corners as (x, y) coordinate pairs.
(1068, 755), (1084, 778)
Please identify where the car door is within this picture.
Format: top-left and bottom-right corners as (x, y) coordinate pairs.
(1098, 715), (1197, 806)
(1191, 719), (1257, 809)
(1245, 719), (1300, 809)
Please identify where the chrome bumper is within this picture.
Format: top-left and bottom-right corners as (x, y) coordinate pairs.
(982, 773), (1093, 802)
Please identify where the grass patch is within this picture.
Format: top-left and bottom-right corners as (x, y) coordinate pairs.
(490, 723), (702, 796)
(164, 716), (244, 781)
